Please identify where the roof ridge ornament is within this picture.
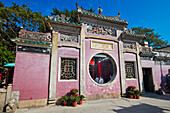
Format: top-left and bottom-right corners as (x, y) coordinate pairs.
(98, 6), (103, 15)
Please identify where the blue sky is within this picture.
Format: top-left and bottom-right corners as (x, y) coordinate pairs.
(2, 0), (170, 44)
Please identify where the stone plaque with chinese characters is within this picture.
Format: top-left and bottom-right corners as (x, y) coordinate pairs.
(91, 41), (114, 50)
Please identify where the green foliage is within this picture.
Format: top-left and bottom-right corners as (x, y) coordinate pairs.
(61, 95), (69, 102)
(70, 89), (79, 95)
(127, 91), (134, 95)
(132, 27), (168, 48)
(78, 95), (85, 101)
(134, 90), (141, 96)
(70, 95), (78, 103)
(0, 40), (15, 67)
(0, 1), (48, 68)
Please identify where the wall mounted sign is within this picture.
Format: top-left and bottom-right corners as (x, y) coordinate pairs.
(91, 41), (114, 51)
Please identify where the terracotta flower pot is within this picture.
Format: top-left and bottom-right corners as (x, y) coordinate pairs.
(79, 101), (83, 105)
(63, 102), (67, 106)
(129, 95), (133, 99)
(72, 102), (77, 107)
(136, 96), (140, 99)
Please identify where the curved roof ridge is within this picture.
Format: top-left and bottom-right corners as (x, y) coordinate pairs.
(76, 3), (128, 24)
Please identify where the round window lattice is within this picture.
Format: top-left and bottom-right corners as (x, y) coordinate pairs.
(89, 53), (117, 84)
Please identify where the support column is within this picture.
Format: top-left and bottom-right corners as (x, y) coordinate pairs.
(136, 43), (144, 92)
(48, 31), (58, 104)
(80, 24), (86, 95)
(5, 84), (12, 104)
(118, 41), (126, 96)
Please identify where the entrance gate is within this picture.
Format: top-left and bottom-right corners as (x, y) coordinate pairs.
(142, 68), (154, 92)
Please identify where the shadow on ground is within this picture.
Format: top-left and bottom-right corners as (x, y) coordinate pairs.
(113, 103), (170, 113)
(141, 92), (170, 101)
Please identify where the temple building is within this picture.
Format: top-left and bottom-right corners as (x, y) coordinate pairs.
(8, 3), (170, 108)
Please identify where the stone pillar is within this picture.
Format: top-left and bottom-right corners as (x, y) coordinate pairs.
(136, 43), (144, 92)
(5, 84), (12, 104)
(48, 31), (58, 104)
(118, 41), (126, 96)
(80, 24), (86, 95)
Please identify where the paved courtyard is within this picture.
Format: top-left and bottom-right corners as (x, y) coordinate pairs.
(15, 93), (170, 113)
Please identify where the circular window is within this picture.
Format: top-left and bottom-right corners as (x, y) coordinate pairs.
(89, 53), (117, 84)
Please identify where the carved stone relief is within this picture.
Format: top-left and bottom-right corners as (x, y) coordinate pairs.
(60, 34), (78, 43)
(87, 24), (117, 37)
(123, 41), (136, 50)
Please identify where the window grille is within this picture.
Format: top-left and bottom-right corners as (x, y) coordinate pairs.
(60, 58), (77, 80)
(125, 62), (136, 78)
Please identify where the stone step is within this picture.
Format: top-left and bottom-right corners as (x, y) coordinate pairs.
(47, 98), (56, 105)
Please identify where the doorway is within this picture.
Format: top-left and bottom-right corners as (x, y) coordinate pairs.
(142, 68), (154, 92)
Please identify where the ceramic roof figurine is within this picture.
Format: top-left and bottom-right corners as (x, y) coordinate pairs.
(98, 6), (103, 15)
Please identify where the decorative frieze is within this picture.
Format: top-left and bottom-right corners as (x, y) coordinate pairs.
(91, 41), (114, 50)
(155, 60), (170, 65)
(17, 45), (51, 54)
(139, 46), (155, 57)
(51, 24), (80, 34)
(140, 56), (152, 60)
(87, 24), (117, 37)
(123, 41), (136, 50)
(140, 46), (152, 52)
(60, 34), (78, 43)
(19, 29), (51, 43)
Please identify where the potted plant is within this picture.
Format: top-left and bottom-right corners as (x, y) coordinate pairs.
(134, 90), (141, 99)
(70, 95), (78, 107)
(78, 95), (85, 105)
(128, 91), (134, 99)
(61, 95), (69, 106)
(70, 89), (79, 95)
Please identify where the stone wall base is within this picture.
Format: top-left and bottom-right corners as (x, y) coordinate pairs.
(86, 93), (120, 100)
(18, 99), (47, 108)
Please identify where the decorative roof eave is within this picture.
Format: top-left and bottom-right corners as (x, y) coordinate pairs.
(139, 51), (155, 57)
(153, 45), (170, 52)
(121, 31), (145, 42)
(11, 38), (52, 47)
(45, 18), (82, 29)
(76, 3), (128, 25)
(77, 13), (128, 26)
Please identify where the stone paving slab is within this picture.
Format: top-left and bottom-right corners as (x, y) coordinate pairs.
(14, 93), (170, 113)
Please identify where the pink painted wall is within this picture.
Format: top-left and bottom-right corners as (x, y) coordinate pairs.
(12, 52), (50, 101)
(85, 39), (120, 95)
(141, 60), (169, 90)
(123, 53), (139, 90)
(56, 47), (79, 98)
